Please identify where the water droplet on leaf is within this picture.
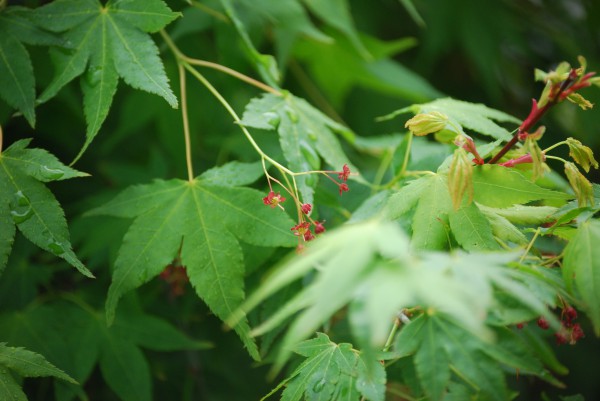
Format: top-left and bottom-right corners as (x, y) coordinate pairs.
(284, 106), (298, 123)
(40, 165), (64, 180)
(47, 239), (65, 256)
(312, 379), (326, 393)
(262, 112), (280, 128)
(10, 191), (33, 223)
(86, 66), (103, 87)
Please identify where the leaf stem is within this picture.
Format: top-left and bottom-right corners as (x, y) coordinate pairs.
(542, 140), (568, 154)
(184, 57), (282, 96)
(187, 0), (229, 22)
(384, 132), (414, 188)
(0, 124), (3, 155)
(520, 227), (541, 263)
(182, 63), (293, 176)
(545, 154), (568, 164)
(178, 64), (195, 182)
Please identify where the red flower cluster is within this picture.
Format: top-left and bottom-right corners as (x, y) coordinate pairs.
(159, 264), (189, 297)
(291, 219), (326, 242)
(529, 306), (584, 345)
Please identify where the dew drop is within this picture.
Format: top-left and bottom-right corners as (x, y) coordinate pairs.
(312, 379), (325, 393)
(40, 165), (64, 180)
(10, 192), (33, 224)
(11, 209), (33, 224)
(262, 112), (280, 128)
(47, 239), (65, 256)
(86, 66), (103, 87)
(14, 191), (30, 207)
(284, 106), (298, 123)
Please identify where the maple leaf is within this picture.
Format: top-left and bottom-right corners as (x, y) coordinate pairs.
(240, 93), (357, 205)
(563, 219), (600, 335)
(89, 163), (297, 360)
(0, 139), (92, 277)
(231, 220), (557, 374)
(0, 5), (63, 126)
(263, 333), (385, 401)
(0, 342), (77, 400)
(396, 314), (560, 401)
(381, 97), (521, 141)
(32, 0), (180, 160)
(0, 300), (209, 401)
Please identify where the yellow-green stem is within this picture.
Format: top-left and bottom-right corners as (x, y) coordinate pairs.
(542, 140), (568, 154)
(178, 64), (195, 182)
(385, 132), (414, 188)
(182, 63), (293, 175)
(187, 0), (228, 22)
(0, 124), (3, 155)
(545, 154), (568, 164)
(184, 57), (281, 96)
(520, 227), (541, 263)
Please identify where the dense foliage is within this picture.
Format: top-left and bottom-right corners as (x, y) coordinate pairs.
(1, 1), (600, 400)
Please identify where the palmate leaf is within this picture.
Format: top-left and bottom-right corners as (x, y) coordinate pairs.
(231, 220), (557, 375)
(89, 164), (297, 360)
(397, 314), (560, 401)
(0, 139), (92, 277)
(0, 343), (76, 385)
(32, 0), (179, 160)
(0, 300), (209, 401)
(264, 333), (385, 401)
(382, 97), (520, 141)
(563, 219), (600, 335)
(384, 167), (570, 250)
(0, 6), (63, 126)
(240, 93), (356, 205)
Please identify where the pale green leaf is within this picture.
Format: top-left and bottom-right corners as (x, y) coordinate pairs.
(0, 368), (26, 401)
(411, 174), (452, 249)
(0, 141), (92, 277)
(384, 98), (520, 141)
(33, 0), (178, 159)
(0, 343), (76, 384)
(563, 219), (600, 335)
(449, 203), (500, 251)
(355, 354), (386, 401)
(472, 165), (571, 208)
(478, 204), (556, 225)
(383, 176), (430, 220)
(478, 206), (528, 245)
(91, 178), (296, 359)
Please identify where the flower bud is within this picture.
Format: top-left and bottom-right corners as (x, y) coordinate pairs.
(448, 148), (473, 210)
(405, 111), (449, 136)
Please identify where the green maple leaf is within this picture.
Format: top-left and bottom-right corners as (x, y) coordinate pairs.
(231, 220), (556, 374)
(0, 300), (209, 401)
(89, 163), (297, 360)
(382, 97), (521, 141)
(240, 93), (356, 205)
(0, 139), (92, 278)
(0, 6), (63, 126)
(0, 342), (77, 401)
(32, 0), (179, 160)
(563, 219), (600, 335)
(263, 333), (385, 401)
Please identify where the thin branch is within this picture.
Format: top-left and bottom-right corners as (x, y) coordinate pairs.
(179, 64), (195, 182)
(0, 124), (3, 155)
(184, 57), (282, 96)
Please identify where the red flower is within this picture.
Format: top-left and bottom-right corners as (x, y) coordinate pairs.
(301, 203), (312, 214)
(291, 222), (311, 237)
(338, 164), (351, 182)
(537, 317), (550, 330)
(263, 191), (286, 209)
(571, 323), (584, 343)
(314, 221), (326, 234)
(339, 183), (349, 196)
(555, 332), (568, 345)
(303, 230), (315, 241)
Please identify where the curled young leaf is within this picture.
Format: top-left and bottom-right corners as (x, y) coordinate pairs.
(448, 147), (473, 210)
(564, 162), (594, 207)
(405, 111), (448, 136)
(525, 137), (546, 181)
(566, 93), (594, 110)
(566, 138), (599, 173)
